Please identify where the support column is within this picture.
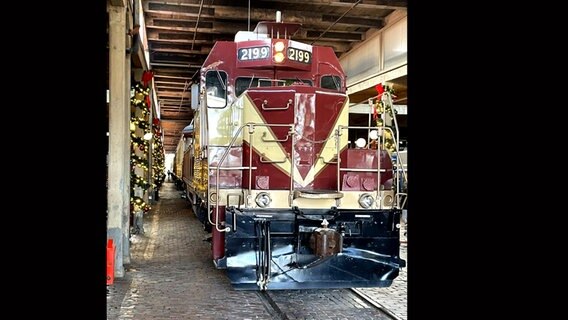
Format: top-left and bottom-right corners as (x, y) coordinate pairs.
(123, 25), (132, 264)
(107, 2), (129, 278)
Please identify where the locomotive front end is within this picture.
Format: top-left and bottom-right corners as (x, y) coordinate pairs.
(195, 18), (405, 290)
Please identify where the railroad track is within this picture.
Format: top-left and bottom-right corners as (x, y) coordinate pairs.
(256, 288), (401, 320)
(256, 291), (289, 320)
(350, 288), (402, 320)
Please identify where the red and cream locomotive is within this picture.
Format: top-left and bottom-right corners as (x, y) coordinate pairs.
(181, 15), (405, 290)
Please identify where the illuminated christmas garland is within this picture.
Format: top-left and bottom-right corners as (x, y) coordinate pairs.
(132, 172), (151, 189)
(130, 81), (152, 213)
(151, 122), (166, 188)
(130, 118), (150, 130)
(130, 134), (148, 150)
(131, 153), (149, 169)
(131, 196), (151, 212)
(373, 84), (397, 154)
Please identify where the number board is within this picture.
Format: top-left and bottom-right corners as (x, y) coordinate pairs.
(238, 46), (270, 61)
(287, 47), (311, 64)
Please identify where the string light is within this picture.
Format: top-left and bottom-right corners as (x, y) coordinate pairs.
(374, 84), (397, 154)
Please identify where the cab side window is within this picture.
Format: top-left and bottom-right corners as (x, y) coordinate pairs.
(321, 75), (342, 91)
(205, 71), (228, 108)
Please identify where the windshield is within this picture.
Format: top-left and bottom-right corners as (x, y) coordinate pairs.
(235, 77), (313, 97)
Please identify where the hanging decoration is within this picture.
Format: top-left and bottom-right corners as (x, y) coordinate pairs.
(373, 83), (397, 154)
(127, 77), (166, 214)
(131, 153), (149, 170)
(130, 81), (153, 213)
(151, 122), (166, 189)
(131, 196), (151, 213)
(142, 70), (154, 87)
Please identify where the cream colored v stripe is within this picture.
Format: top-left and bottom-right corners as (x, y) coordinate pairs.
(242, 94), (301, 183)
(242, 94), (349, 187)
(301, 99), (349, 186)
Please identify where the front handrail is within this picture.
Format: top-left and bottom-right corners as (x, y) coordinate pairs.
(336, 125), (400, 209)
(367, 92), (408, 209)
(380, 92), (408, 193)
(211, 122), (294, 232)
(337, 125), (383, 208)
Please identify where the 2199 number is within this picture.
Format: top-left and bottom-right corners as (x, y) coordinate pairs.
(287, 47), (311, 64)
(238, 46), (270, 61)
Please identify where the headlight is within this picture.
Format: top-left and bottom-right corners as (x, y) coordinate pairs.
(255, 192), (272, 207)
(383, 194), (393, 206)
(358, 193), (374, 208)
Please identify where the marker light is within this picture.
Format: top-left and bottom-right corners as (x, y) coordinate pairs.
(273, 41), (285, 63)
(274, 41), (285, 52)
(274, 52), (285, 63)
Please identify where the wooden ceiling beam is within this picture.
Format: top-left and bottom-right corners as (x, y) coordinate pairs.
(145, 24), (219, 33)
(155, 80), (189, 85)
(153, 74), (192, 80)
(299, 30), (363, 41)
(150, 68), (196, 75)
(151, 53), (197, 61)
(158, 99), (192, 104)
(146, 29), (218, 40)
(147, 38), (214, 45)
(145, 3), (380, 26)
(321, 14), (384, 28)
(161, 107), (193, 112)
(155, 85), (188, 91)
(145, 0), (406, 12)
(158, 92), (190, 97)
(162, 122), (189, 127)
(149, 47), (204, 55)
(145, 17), (214, 29)
(160, 117), (194, 122)
(161, 103), (192, 107)
(265, 0), (407, 10)
(144, 2), (215, 16)
(332, 1), (407, 10)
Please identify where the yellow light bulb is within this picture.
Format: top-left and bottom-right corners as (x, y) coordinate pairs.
(274, 52), (285, 63)
(274, 41), (285, 52)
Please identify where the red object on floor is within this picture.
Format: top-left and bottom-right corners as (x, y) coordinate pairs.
(107, 239), (115, 285)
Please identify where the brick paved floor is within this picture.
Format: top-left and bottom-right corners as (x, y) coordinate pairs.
(107, 181), (408, 319)
(357, 244), (407, 320)
(107, 182), (270, 319)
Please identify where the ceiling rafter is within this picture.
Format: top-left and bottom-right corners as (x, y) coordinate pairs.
(140, 0), (406, 152)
